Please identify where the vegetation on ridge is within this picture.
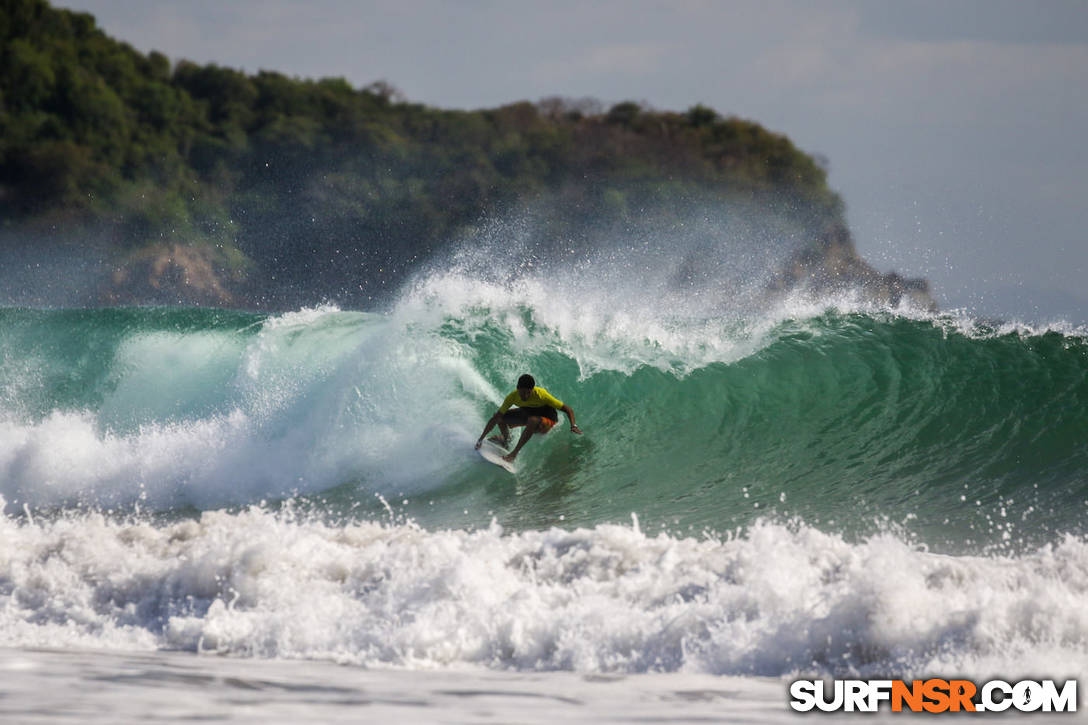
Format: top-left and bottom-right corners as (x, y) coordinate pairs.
(1, 0), (923, 309)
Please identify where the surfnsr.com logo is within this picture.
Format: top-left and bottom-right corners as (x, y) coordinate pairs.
(789, 679), (1077, 713)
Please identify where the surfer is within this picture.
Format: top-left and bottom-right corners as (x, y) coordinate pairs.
(475, 374), (582, 462)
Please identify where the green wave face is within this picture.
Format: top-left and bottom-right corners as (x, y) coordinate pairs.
(2, 297), (1086, 552)
(450, 308), (1088, 547)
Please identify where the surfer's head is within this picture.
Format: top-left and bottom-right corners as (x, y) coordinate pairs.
(517, 374), (535, 398)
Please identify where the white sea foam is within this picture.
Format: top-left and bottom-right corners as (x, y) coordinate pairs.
(1, 501), (1084, 680)
(0, 306), (486, 511)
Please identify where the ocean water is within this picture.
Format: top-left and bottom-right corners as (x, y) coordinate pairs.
(1, 255), (1086, 721)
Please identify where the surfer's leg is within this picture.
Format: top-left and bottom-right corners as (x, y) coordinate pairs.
(492, 410), (529, 448)
(505, 416), (541, 461)
(490, 419), (515, 447)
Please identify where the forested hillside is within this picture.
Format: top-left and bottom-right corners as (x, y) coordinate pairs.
(0, 0), (930, 309)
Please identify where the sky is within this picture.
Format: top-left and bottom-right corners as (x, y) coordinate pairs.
(60, 0), (1088, 322)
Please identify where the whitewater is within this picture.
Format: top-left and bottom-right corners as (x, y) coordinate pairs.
(1, 238), (1086, 722)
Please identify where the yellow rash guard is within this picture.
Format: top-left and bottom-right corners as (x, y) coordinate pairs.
(498, 386), (564, 413)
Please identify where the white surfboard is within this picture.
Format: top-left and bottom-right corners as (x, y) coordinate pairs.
(477, 439), (517, 473)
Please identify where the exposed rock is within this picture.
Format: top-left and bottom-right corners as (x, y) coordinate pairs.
(768, 223), (937, 312)
(102, 243), (243, 307)
(97, 223), (937, 314)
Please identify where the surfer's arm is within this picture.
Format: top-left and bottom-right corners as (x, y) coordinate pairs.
(561, 404), (582, 434)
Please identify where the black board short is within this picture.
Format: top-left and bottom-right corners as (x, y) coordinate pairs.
(502, 406), (559, 425)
